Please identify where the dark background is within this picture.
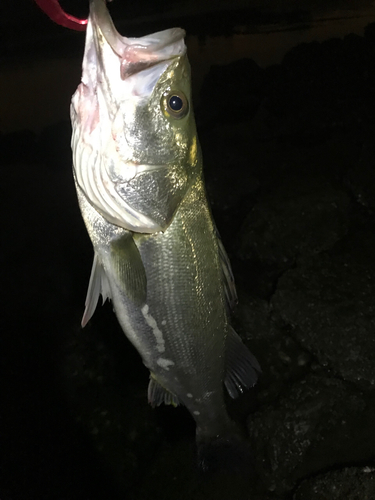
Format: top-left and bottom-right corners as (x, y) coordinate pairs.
(2, 1), (375, 499)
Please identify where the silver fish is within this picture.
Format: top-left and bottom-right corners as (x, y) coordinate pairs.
(71, 0), (260, 464)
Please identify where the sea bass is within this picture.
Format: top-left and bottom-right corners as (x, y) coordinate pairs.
(71, 0), (260, 464)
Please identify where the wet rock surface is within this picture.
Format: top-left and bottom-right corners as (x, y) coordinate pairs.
(236, 177), (350, 271)
(294, 466), (375, 500)
(3, 21), (375, 500)
(247, 374), (375, 494)
(272, 220), (375, 387)
(347, 138), (375, 210)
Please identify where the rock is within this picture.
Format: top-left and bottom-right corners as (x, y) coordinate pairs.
(198, 58), (266, 126)
(294, 466), (375, 500)
(234, 291), (272, 342)
(236, 177), (350, 272)
(262, 34), (375, 145)
(200, 122), (260, 244)
(347, 138), (375, 210)
(234, 290), (313, 404)
(61, 308), (164, 493)
(364, 22), (375, 44)
(271, 220), (375, 386)
(247, 374), (370, 494)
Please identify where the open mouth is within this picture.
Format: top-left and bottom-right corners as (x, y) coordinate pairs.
(90, 0), (186, 79)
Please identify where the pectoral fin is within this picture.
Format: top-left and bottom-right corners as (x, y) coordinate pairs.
(148, 374), (180, 407)
(110, 232), (147, 305)
(81, 252), (111, 327)
(224, 326), (261, 399)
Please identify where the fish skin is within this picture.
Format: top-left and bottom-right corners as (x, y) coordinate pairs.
(71, 0), (260, 450)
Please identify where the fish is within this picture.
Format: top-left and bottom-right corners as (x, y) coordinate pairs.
(70, 0), (261, 468)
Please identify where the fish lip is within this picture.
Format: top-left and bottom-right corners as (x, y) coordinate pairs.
(90, 0), (186, 58)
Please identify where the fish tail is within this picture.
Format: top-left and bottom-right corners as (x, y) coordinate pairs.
(196, 429), (255, 475)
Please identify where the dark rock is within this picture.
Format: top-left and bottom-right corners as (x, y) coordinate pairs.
(236, 298), (312, 405)
(247, 374), (370, 494)
(276, 104), (341, 145)
(282, 40), (324, 72)
(236, 177), (350, 272)
(271, 220), (375, 386)
(263, 34), (375, 144)
(265, 40), (326, 120)
(201, 122), (260, 243)
(235, 291), (273, 343)
(204, 129), (260, 213)
(281, 34), (374, 105)
(294, 466), (375, 500)
(61, 304), (165, 493)
(133, 435), (273, 500)
(198, 58), (266, 126)
(364, 22), (375, 45)
(347, 138), (375, 210)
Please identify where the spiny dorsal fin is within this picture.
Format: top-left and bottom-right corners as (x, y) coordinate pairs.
(81, 252), (111, 327)
(148, 374), (180, 408)
(110, 233), (147, 305)
(224, 326), (261, 399)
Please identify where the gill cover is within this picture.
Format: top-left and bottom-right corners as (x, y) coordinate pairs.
(71, 0), (191, 232)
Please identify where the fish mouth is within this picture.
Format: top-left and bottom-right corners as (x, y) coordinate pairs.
(90, 0), (186, 79)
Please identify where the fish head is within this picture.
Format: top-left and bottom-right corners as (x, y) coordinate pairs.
(71, 0), (201, 233)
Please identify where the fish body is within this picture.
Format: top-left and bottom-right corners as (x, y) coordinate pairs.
(71, 0), (260, 454)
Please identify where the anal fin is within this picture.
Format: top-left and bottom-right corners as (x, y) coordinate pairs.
(81, 253), (111, 327)
(224, 326), (261, 399)
(148, 374), (180, 408)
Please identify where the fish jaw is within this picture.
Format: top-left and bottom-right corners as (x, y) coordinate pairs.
(71, 0), (196, 233)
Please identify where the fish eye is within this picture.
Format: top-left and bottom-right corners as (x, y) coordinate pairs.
(161, 90), (189, 119)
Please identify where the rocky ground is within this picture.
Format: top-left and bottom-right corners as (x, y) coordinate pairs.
(2, 21), (375, 500)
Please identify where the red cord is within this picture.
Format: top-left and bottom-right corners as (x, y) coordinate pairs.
(34, 0), (88, 31)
